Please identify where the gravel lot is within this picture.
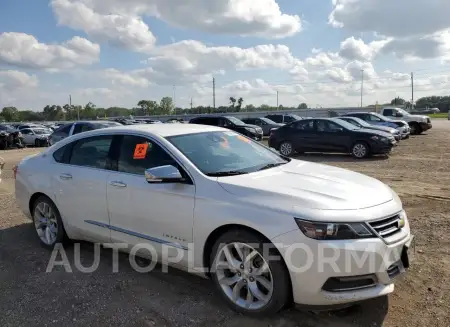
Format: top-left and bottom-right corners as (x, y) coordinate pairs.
(1, 120), (449, 327)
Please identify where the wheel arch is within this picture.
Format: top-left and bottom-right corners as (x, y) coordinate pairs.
(29, 192), (55, 216)
(202, 224), (291, 278)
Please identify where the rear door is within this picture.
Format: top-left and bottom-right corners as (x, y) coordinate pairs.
(314, 120), (351, 152)
(51, 135), (115, 242)
(288, 119), (317, 151)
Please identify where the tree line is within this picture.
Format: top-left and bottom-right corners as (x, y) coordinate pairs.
(0, 96), (310, 122)
(2, 94), (449, 122)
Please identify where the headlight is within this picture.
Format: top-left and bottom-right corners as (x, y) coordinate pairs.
(295, 219), (375, 240)
(370, 135), (388, 143)
(245, 127), (256, 133)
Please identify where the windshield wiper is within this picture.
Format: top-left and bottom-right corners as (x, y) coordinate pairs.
(257, 162), (287, 171)
(206, 171), (248, 177)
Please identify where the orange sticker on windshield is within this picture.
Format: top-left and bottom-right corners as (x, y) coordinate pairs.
(237, 135), (251, 143)
(133, 143), (148, 159)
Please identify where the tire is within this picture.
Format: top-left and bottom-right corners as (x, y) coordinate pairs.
(210, 229), (291, 316)
(278, 141), (294, 157)
(34, 139), (40, 147)
(409, 123), (422, 135)
(31, 195), (67, 249)
(351, 142), (370, 159)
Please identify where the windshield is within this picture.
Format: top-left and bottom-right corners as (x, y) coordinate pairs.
(225, 116), (246, 126)
(290, 114), (302, 121)
(344, 117), (370, 127)
(260, 117), (277, 124)
(396, 108), (410, 116)
(333, 119), (360, 130)
(167, 131), (289, 176)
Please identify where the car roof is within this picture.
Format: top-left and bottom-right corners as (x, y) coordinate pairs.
(78, 123), (226, 137)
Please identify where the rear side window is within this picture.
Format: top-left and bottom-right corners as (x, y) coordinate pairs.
(73, 123), (93, 135)
(383, 109), (393, 116)
(266, 115), (281, 123)
(293, 120), (314, 131)
(69, 136), (114, 169)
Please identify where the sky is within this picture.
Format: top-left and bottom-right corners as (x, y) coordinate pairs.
(1, 0), (450, 111)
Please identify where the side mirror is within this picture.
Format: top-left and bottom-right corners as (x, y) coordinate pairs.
(145, 165), (185, 183)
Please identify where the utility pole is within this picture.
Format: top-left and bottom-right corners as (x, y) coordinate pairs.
(190, 97), (193, 110)
(276, 91), (279, 110)
(213, 78), (216, 109)
(173, 85), (176, 108)
(360, 69), (364, 107)
(411, 72), (414, 110)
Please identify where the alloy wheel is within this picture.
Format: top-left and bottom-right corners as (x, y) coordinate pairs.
(279, 142), (292, 156)
(353, 144), (367, 158)
(214, 242), (274, 310)
(34, 202), (58, 245)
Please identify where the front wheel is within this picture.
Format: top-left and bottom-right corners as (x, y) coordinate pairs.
(210, 230), (291, 316)
(32, 196), (67, 248)
(351, 142), (369, 159)
(409, 123), (422, 135)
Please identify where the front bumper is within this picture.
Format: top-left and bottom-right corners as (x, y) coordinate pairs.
(370, 141), (394, 154)
(420, 122), (432, 132)
(272, 225), (412, 306)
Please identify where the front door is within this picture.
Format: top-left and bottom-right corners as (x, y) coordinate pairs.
(290, 120), (318, 151)
(314, 120), (350, 152)
(106, 135), (195, 266)
(51, 135), (114, 242)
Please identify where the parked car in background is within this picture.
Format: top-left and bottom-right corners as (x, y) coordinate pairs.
(337, 117), (402, 141)
(21, 127), (52, 147)
(379, 107), (432, 135)
(241, 117), (284, 136)
(265, 114), (303, 124)
(14, 123), (412, 315)
(17, 123), (46, 131)
(343, 112), (410, 139)
(49, 121), (121, 145)
(189, 116), (263, 140)
(268, 118), (396, 158)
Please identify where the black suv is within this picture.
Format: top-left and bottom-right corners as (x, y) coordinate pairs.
(265, 114), (303, 124)
(189, 116), (263, 140)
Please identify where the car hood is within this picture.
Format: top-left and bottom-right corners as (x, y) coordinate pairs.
(218, 160), (393, 210)
(352, 128), (393, 138)
(366, 125), (396, 133)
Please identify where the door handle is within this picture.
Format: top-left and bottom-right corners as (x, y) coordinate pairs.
(59, 173), (72, 180)
(110, 181), (127, 188)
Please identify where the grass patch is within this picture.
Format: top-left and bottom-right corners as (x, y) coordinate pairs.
(428, 113), (448, 119)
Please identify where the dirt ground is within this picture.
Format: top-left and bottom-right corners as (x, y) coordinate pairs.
(0, 120), (449, 327)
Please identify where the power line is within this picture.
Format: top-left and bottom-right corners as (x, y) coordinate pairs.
(360, 69), (364, 107)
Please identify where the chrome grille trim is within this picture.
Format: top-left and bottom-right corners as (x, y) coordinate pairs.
(367, 214), (403, 242)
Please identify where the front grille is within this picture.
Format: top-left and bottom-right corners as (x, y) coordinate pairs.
(368, 214), (402, 239)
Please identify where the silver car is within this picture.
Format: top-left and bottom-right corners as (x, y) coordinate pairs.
(49, 121), (121, 145)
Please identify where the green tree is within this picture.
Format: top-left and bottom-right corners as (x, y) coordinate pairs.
(245, 104), (256, 112)
(236, 97), (244, 111)
(137, 100), (158, 115)
(1, 107), (19, 121)
(229, 97), (236, 108)
(298, 103), (308, 109)
(390, 97), (406, 106)
(159, 97), (174, 114)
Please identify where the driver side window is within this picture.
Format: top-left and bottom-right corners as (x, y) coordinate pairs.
(117, 135), (178, 175)
(368, 114), (381, 122)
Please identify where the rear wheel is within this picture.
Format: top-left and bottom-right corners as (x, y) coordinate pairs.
(210, 230), (291, 316)
(279, 141), (293, 156)
(351, 142), (369, 159)
(32, 196), (67, 248)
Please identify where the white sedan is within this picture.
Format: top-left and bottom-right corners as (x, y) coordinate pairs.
(14, 124), (413, 315)
(20, 127), (52, 146)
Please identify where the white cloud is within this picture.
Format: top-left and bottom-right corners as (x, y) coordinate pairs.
(325, 67), (353, 83)
(339, 37), (388, 61)
(305, 52), (344, 68)
(345, 61), (377, 80)
(51, 0), (156, 53)
(0, 32), (99, 70)
(329, 0), (450, 38)
(50, 0), (301, 52)
(0, 70), (39, 91)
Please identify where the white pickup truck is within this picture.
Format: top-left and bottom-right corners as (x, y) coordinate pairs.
(379, 107), (432, 135)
